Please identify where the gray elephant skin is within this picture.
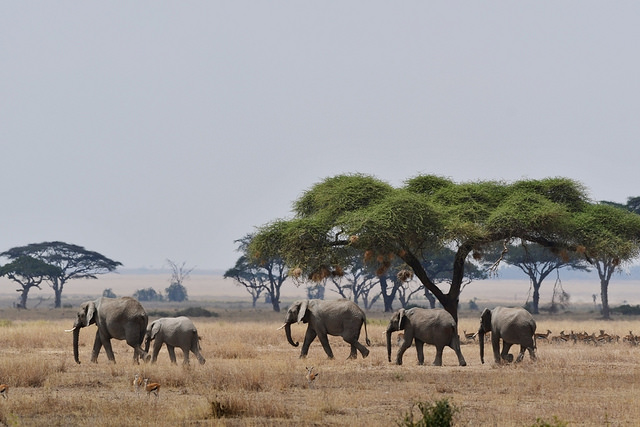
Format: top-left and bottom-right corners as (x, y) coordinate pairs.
(69, 297), (149, 364)
(280, 299), (371, 359)
(144, 316), (206, 365)
(386, 308), (467, 367)
(478, 306), (537, 364)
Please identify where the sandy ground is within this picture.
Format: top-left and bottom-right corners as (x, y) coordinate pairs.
(1, 272), (639, 309)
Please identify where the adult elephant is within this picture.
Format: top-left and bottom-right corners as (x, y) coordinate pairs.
(144, 316), (206, 365)
(386, 308), (467, 367)
(279, 299), (371, 359)
(478, 306), (537, 364)
(66, 297), (149, 364)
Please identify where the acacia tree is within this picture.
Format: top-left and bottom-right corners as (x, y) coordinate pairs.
(1, 242), (122, 308)
(249, 174), (632, 324)
(226, 234), (288, 312)
(499, 242), (589, 314)
(0, 256), (62, 308)
(224, 255), (267, 307)
(574, 203), (640, 319)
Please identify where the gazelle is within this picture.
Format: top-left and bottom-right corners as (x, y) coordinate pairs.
(463, 330), (476, 342)
(305, 367), (319, 388)
(0, 384), (8, 399)
(143, 378), (160, 398)
(133, 373), (143, 395)
(535, 329), (552, 341)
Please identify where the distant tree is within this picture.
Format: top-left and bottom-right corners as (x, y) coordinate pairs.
(576, 203), (640, 319)
(327, 251), (380, 309)
(165, 283), (188, 302)
(497, 242), (589, 314)
(0, 242), (121, 308)
(601, 196), (640, 215)
(133, 287), (164, 302)
(226, 233), (288, 312)
(0, 256), (62, 309)
(102, 288), (117, 298)
(164, 259), (192, 302)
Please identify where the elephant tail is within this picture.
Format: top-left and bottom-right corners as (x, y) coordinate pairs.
(363, 318), (371, 347)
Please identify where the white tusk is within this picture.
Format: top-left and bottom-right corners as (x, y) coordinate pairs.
(64, 327), (77, 333)
(276, 323), (287, 331)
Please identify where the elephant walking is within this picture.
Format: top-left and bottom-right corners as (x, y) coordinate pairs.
(144, 316), (206, 365)
(67, 297), (149, 364)
(279, 299), (371, 359)
(478, 306), (537, 364)
(386, 308), (467, 367)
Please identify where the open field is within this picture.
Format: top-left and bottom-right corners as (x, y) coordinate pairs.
(1, 305), (640, 426)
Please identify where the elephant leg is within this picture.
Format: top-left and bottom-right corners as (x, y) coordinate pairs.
(345, 337), (369, 359)
(432, 344), (444, 367)
(192, 342), (206, 365)
(492, 335), (502, 364)
(151, 340), (163, 363)
(528, 346), (537, 361)
(300, 328), (317, 358)
(166, 345), (178, 364)
(316, 332), (335, 359)
(181, 348), (190, 365)
(501, 342), (514, 363)
(396, 334), (413, 365)
(449, 336), (467, 366)
(91, 330), (103, 363)
(415, 339), (426, 365)
(516, 345), (526, 363)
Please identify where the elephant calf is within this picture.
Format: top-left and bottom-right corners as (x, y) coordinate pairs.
(386, 308), (466, 367)
(478, 306), (537, 364)
(144, 316), (206, 365)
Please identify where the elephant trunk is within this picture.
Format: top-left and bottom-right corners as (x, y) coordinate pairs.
(284, 323), (299, 347)
(73, 325), (81, 364)
(386, 329), (393, 363)
(478, 328), (485, 364)
(143, 334), (151, 354)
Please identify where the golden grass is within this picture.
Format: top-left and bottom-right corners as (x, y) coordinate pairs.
(0, 311), (639, 426)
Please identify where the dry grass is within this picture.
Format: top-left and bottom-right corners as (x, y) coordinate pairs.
(0, 310), (639, 426)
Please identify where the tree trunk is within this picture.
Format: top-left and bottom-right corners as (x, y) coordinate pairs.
(378, 276), (396, 312)
(601, 280), (610, 319)
(532, 279), (541, 314)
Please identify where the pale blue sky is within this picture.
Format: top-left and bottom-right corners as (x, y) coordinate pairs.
(2, 2), (639, 270)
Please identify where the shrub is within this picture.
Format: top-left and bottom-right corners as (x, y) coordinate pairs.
(612, 304), (640, 315)
(176, 306), (218, 317)
(398, 399), (457, 427)
(530, 416), (568, 427)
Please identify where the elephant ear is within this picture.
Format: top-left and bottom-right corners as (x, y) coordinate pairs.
(480, 308), (492, 331)
(297, 300), (309, 323)
(85, 302), (97, 326)
(398, 308), (406, 330)
(149, 322), (161, 341)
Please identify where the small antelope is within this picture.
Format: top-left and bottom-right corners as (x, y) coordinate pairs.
(0, 384), (8, 399)
(397, 332), (405, 346)
(133, 373), (143, 395)
(463, 330), (476, 342)
(305, 366), (319, 388)
(535, 329), (552, 341)
(143, 378), (160, 398)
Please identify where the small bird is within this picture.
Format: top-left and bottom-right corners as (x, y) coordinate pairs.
(305, 367), (319, 388)
(144, 378), (160, 398)
(133, 374), (143, 395)
(0, 384), (8, 399)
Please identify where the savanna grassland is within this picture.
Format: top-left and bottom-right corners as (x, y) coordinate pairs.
(1, 307), (640, 426)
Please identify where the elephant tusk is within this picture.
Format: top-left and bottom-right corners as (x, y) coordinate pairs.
(64, 327), (77, 332)
(276, 323), (287, 331)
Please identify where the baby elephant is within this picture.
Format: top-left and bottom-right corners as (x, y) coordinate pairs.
(144, 316), (206, 365)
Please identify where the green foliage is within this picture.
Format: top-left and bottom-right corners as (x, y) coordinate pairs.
(177, 306), (217, 317)
(398, 399), (457, 427)
(133, 287), (164, 302)
(530, 416), (568, 427)
(166, 283), (188, 302)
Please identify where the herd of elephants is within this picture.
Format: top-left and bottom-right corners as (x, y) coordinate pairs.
(67, 296), (537, 366)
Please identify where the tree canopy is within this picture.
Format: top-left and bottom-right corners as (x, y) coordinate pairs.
(249, 174), (640, 322)
(0, 256), (62, 308)
(1, 242), (122, 308)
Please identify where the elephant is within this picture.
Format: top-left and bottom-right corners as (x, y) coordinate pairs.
(386, 308), (467, 367)
(67, 297), (149, 364)
(279, 299), (371, 359)
(143, 316), (206, 365)
(478, 306), (537, 364)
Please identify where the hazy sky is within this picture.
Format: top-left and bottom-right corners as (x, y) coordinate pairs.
(2, 2), (639, 271)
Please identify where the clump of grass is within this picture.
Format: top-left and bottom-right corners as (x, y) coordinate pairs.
(399, 399), (457, 427)
(208, 393), (291, 419)
(531, 416), (568, 427)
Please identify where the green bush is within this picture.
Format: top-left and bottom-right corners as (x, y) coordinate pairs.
(612, 304), (640, 315)
(530, 416), (568, 427)
(398, 399), (457, 427)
